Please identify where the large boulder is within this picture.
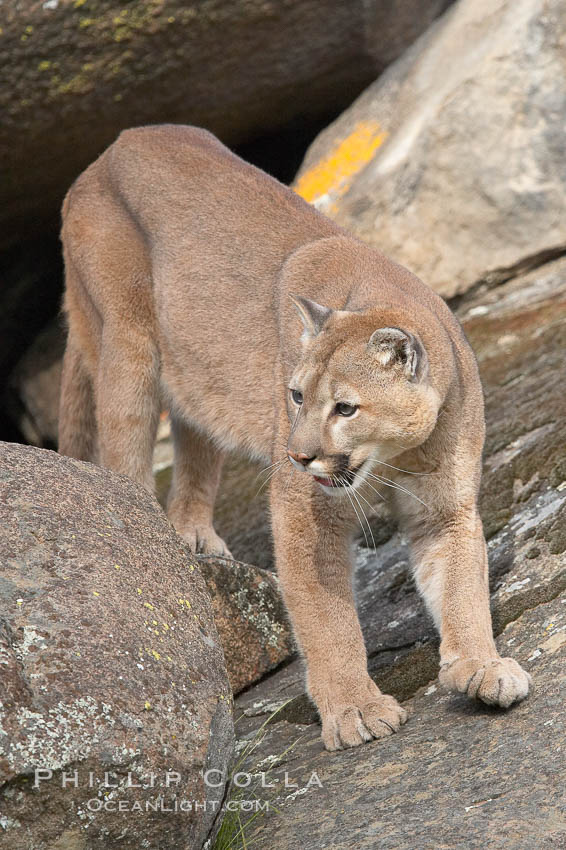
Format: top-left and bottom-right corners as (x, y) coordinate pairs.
(294, 0), (566, 298)
(0, 0), (452, 256)
(0, 442), (233, 849)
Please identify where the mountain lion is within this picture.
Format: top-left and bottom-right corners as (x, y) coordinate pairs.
(59, 125), (531, 750)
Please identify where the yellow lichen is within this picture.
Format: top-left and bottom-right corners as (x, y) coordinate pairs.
(294, 120), (386, 211)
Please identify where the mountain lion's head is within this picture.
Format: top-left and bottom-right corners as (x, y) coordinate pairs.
(286, 295), (441, 493)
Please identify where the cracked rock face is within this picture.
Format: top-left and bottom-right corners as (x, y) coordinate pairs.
(294, 0), (566, 298)
(0, 443), (233, 850)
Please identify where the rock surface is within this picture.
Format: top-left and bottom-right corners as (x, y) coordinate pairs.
(239, 594), (566, 850)
(199, 557), (294, 695)
(294, 0), (566, 298)
(227, 257), (566, 846)
(0, 442), (233, 849)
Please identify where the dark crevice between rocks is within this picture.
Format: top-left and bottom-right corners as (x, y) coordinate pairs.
(233, 112), (339, 186)
(234, 650), (301, 702)
(449, 242), (566, 311)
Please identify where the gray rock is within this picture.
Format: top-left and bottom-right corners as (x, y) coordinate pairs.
(199, 557), (294, 695)
(0, 442), (233, 849)
(294, 0), (566, 298)
(239, 593), (566, 850)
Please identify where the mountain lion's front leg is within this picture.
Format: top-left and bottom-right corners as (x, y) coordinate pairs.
(271, 471), (407, 751)
(409, 506), (531, 706)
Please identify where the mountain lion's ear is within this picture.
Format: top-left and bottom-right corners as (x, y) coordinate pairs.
(289, 294), (333, 338)
(367, 327), (427, 381)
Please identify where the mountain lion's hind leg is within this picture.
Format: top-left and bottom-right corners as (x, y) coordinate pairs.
(167, 415), (232, 558)
(62, 179), (159, 492)
(271, 469), (407, 751)
(96, 324), (160, 492)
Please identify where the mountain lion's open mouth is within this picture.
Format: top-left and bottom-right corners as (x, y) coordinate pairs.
(313, 475), (340, 487)
(313, 466), (361, 488)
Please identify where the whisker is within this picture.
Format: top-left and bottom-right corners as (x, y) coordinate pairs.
(254, 458), (286, 484)
(392, 441), (412, 452)
(254, 467), (283, 499)
(359, 475), (386, 502)
(283, 465), (296, 499)
(343, 476), (377, 551)
(288, 406), (302, 439)
(365, 471), (429, 509)
(253, 455), (289, 499)
(373, 458), (430, 477)
(334, 474), (369, 551)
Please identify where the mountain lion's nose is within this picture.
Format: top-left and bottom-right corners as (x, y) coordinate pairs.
(288, 450), (316, 467)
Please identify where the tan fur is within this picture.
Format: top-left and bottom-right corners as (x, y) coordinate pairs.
(59, 125), (531, 750)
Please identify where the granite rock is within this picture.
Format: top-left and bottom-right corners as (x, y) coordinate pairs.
(0, 442), (233, 850)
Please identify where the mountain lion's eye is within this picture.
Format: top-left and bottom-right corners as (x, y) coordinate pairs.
(291, 389), (303, 405)
(335, 402), (357, 417)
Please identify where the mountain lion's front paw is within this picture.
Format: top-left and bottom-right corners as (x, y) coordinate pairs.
(439, 656), (531, 708)
(180, 524), (233, 558)
(318, 684), (408, 751)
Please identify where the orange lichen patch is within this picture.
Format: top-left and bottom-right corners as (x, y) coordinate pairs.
(294, 120), (386, 210)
